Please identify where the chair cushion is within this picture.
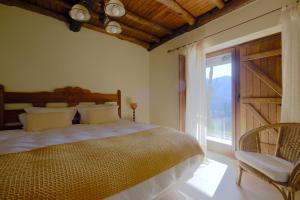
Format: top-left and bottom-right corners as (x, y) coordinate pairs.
(235, 151), (294, 182)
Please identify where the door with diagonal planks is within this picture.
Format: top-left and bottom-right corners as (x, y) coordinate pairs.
(239, 34), (282, 154)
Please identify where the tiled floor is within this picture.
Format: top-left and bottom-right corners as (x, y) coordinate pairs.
(159, 152), (300, 200)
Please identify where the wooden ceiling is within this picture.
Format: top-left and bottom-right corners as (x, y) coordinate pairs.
(0, 0), (256, 50)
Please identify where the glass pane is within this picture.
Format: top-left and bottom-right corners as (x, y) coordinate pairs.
(206, 53), (232, 144)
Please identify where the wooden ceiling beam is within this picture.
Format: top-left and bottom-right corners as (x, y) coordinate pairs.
(89, 12), (160, 43)
(94, 2), (171, 36)
(0, 0), (150, 49)
(155, 0), (195, 25)
(83, 24), (150, 49)
(211, 0), (225, 9)
(120, 24), (160, 43)
(124, 11), (172, 35)
(0, 0), (69, 22)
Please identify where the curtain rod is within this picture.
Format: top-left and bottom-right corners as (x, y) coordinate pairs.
(167, 7), (283, 53)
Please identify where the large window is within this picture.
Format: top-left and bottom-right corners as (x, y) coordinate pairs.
(206, 52), (233, 145)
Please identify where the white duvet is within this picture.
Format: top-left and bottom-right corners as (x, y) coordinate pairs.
(0, 120), (202, 200)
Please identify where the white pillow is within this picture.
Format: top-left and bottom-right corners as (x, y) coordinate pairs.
(26, 112), (72, 132)
(86, 107), (120, 124)
(77, 105), (119, 124)
(24, 107), (77, 121)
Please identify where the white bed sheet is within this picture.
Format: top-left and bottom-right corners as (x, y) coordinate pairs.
(0, 120), (157, 155)
(0, 120), (203, 199)
(107, 155), (203, 200)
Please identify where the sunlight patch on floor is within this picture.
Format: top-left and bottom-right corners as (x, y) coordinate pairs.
(186, 158), (228, 197)
(159, 152), (300, 200)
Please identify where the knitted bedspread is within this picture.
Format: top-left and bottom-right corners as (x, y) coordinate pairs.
(0, 127), (203, 199)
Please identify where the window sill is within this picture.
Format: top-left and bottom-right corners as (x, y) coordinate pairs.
(207, 136), (232, 146)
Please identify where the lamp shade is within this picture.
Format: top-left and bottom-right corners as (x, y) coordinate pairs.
(105, 0), (126, 17)
(129, 97), (137, 104)
(69, 4), (91, 22)
(105, 21), (122, 34)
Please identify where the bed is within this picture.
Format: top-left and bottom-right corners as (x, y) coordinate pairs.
(0, 85), (204, 200)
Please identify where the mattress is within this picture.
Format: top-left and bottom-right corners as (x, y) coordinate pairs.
(0, 120), (203, 199)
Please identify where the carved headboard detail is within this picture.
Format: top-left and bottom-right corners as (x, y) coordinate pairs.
(0, 85), (121, 130)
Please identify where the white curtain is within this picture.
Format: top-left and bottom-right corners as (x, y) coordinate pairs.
(183, 43), (208, 153)
(281, 4), (300, 122)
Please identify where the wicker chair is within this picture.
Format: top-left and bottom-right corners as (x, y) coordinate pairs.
(236, 123), (300, 200)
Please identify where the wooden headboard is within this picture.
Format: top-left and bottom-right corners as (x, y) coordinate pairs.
(0, 85), (121, 130)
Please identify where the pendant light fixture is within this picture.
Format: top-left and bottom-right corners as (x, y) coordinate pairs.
(68, 0), (125, 35)
(105, 21), (122, 34)
(105, 0), (126, 17)
(69, 4), (91, 22)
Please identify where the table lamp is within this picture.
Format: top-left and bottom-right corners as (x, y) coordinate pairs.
(130, 97), (137, 122)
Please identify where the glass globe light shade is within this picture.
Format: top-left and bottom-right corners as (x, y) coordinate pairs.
(105, 21), (122, 34)
(69, 4), (91, 22)
(105, 0), (126, 17)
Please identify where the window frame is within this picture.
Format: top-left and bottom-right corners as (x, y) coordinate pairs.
(206, 47), (240, 151)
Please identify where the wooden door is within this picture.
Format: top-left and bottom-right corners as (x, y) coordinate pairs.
(238, 34), (282, 154)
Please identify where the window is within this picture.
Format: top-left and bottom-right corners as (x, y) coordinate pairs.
(206, 52), (233, 145)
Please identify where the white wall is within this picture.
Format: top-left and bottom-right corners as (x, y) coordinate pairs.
(0, 4), (150, 122)
(149, 0), (294, 129)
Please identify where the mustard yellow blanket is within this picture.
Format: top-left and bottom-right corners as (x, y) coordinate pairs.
(0, 127), (203, 199)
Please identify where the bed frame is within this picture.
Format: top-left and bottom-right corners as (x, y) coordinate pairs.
(0, 85), (121, 130)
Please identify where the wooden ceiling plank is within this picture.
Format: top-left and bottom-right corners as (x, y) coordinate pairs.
(155, 0), (195, 25)
(245, 61), (282, 96)
(211, 0), (225, 9)
(124, 11), (172, 35)
(0, 0), (150, 49)
(150, 0), (256, 50)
